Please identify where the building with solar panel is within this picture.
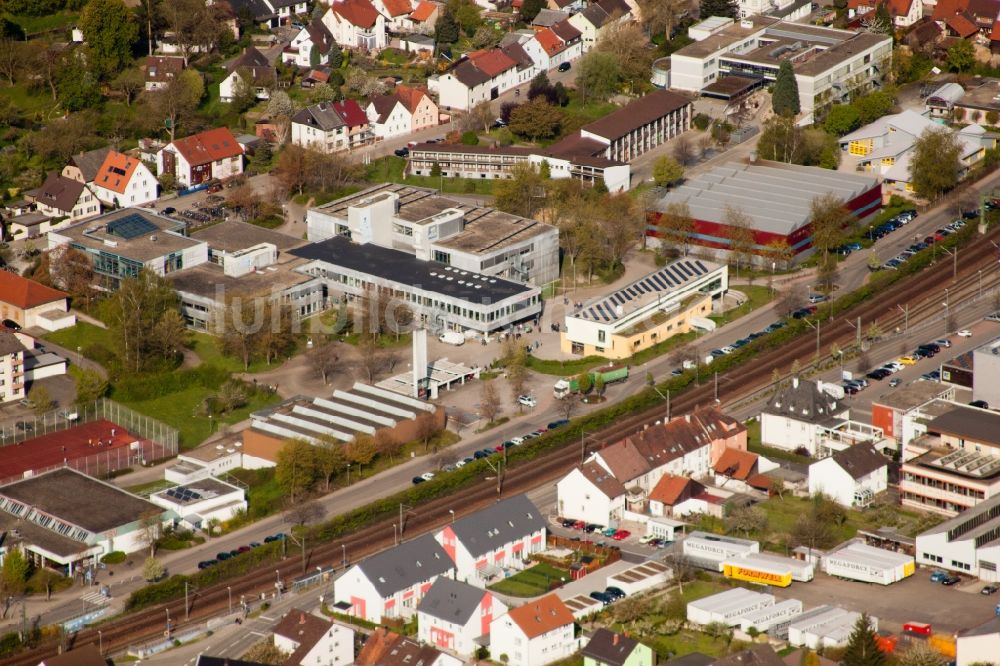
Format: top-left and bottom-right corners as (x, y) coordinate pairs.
(147, 478), (246, 532)
(560, 257), (728, 359)
(47, 208), (209, 290)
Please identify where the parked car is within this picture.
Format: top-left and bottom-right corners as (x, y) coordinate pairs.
(161, 206), (176, 215)
(589, 590), (614, 605)
(808, 294), (827, 304)
(958, 329), (973, 337)
(897, 356), (918, 366)
(982, 585), (999, 595)
(604, 586), (626, 600)
(547, 419), (570, 430)
(517, 395), (537, 408)
(420, 472), (436, 481)
(930, 570), (948, 582)
(920, 371), (941, 381)
(394, 147), (409, 157)
(888, 378), (901, 387)
(216, 552), (232, 561)
(585, 524), (603, 533)
(612, 529), (631, 541)
(942, 575), (961, 586)
(986, 313), (1000, 323)
(558, 62), (571, 72)
(249, 542), (261, 548)
(198, 560), (217, 569)
(970, 400), (990, 409)
(412, 476), (426, 484)
(934, 338), (952, 348)
(602, 527), (618, 537)
(639, 534), (656, 544)
(561, 518), (576, 528)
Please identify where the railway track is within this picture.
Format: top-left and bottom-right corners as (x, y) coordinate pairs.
(11, 225), (1000, 665)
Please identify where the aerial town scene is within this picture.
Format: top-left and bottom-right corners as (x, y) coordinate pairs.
(3, 0), (1000, 664)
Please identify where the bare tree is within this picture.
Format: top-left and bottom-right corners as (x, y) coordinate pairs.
(138, 509), (163, 558)
(724, 205), (756, 276)
(673, 134), (695, 166)
(560, 395), (578, 421)
(313, 341), (340, 385)
(414, 411), (440, 453)
(284, 499), (326, 528)
(359, 335), (389, 382)
(661, 550), (696, 594)
(479, 381), (503, 424)
(0, 38), (27, 86)
(775, 283), (806, 318)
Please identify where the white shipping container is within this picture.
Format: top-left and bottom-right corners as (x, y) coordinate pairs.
(687, 588), (774, 626)
(739, 598), (804, 635)
(683, 531), (760, 571)
(823, 543), (914, 585)
(743, 552), (816, 582)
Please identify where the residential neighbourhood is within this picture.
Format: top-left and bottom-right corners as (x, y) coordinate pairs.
(6, 0), (1000, 663)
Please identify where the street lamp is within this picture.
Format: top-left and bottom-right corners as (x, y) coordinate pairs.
(448, 509), (455, 524)
(341, 544), (346, 568)
(227, 586), (232, 615)
(346, 463), (351, 485)
(393, 523), (398, 546)
(98, 630), (102, 655)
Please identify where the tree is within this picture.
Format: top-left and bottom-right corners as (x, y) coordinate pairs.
(112, 66), (145, 106)
(275, 439), (319, 502)
(265, 91), (295, 144)
(359, 334), (392, 382)
(946, 38), (975, 73)
(652, 156), (684, 187)
(575, 51), (621, 103)
(769, 477), (785, 499)
(347, 434), (377, 469)
(0, 37), (27, 85)
(576, 372), (593, 394)
(33, 567), (60, 601)
(313, 342), (340, 385)
(215, 379), (249, 414)
(810, 193), (852, 259)
(493, 163), (544, 218)
(413, 410), (440, 452)
(842, 613), (886, 666)
(137, 509), (162, 557)
(776, 283), (806, 318)
(229, 67), (261, 113)
(479, 380), (502, 424)
(897, 642), (947, 666)
(595, 22), (653, 87)
(505, 341), (529, 406)
(520, 0), (544, 21)
(142, 556), (165, 582)
(673, 134), (695, 166)
(824, 104), (861, 135)
(162, 0), (226, 63)
(639, 0), (688, 41)
(147, 69), (204, 142)
(79, 0), (139, 79)
(725, 206), (756, 275)
(284, 499), (326, 527)
(854, 91), (895, 125)
(1, 549), (29, 616)
(28, 384), (54, 415)
(435, 8), (460, 44)
(242, 639), (290, 665)
(56, 56), (101, 111)
(273, 145), (311, 196)
(654, 202), (695, 256)
(817, 254), (839, 293)
(470, 24), (500, 48)
(313, 440), (346, 491)
(593, 373), (606, 397)
(725, 505), (768, 535)
(508, 98), (563, 140)
(771, 60), (800, 117)
(910, 128), (962, 198)
(699, 0), (738, 19)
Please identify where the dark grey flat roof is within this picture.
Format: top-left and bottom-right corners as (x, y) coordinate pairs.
(290, 236), (535, 304)
(927, 406), (1000, 446)
(449, 494), (544, 558)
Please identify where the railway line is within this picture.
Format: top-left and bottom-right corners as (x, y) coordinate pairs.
(9, 225), (1000, 665)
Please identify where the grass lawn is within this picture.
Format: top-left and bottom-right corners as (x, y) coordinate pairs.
(44, 322), (114, 355)
(187, 332), (275, 374)
(4, 10), (79, 35)
(710, 285), (775, 327)
(526, 355), (609, 376)
(646, 630), (731, 659)
(2, 83), (59, 116)
(366, 156), (496, 195)
(488, 562), (570, 597)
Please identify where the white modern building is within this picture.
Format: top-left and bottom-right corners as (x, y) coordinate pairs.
(807, 444), (888, 508)
(332, 533), (454, 623)
(957, 617), (1000, 666)
(147, 478), (247, 532)
(489, 594), (578, 666)
(916, 492), (1000, 581)
(0, 331), (27, 404)
(683, 531), (759, 570)
(668, 17), (892, 122)
(417, 578), (508, 657)
(973, 337), (1000, 407)
(560, 258), (727, 358)
(272, 609), (354, 666)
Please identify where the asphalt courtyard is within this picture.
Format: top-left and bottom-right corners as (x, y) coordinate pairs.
(772, 568), (999, 633)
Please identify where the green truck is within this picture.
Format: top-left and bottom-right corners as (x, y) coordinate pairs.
(553, 365), (629, 399)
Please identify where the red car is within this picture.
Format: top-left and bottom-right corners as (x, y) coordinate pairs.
(612, 529), (631, 541)
(573, 520), (586, 530)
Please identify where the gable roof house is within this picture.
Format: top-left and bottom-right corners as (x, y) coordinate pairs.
(366, 85), (439, 138)
(714, 448), (776, 493)
(932, 0), (1000, 33)
(220, 47), (276, 103)
(809, 443), (889, 507)
(400, 0), (440, 31)
(417, 577), (508, 657)
(61, 146), (111, 186)
(156, 127), (245, 188)
(0, 272), (75, 332)
(283, 18), (337, 68)
(582, 628), (655, 666)
(143, 55), (186, 90)
(272, 609), (354, 666)
(522, 19), (582, 70)
(225, 0), (308, 29)
(357, 627), (462, 666)
(373, 0), (415, 31)
(322, 0), (389, 52)
(490, 594), (578, 666)
(847, 0), (923, 27)
(761, 376), (849, 455)
(437, 44), (536, 110)
(292, 100), (373, 152)
(332, 533), (454, 623)
(568, 0), (633, 52)
(435, 494), (546, 586)
(23, 173), (101, 224)
(557, 460), (628, 524)
(90, 150), (157, 208)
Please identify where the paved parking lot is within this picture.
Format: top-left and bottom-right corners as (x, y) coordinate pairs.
(773, 568), (998, 633)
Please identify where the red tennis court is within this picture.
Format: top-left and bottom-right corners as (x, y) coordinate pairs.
(0, 419), (145, 482)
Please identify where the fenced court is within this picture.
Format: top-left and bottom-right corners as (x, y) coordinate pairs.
(0, 399), (178, 485)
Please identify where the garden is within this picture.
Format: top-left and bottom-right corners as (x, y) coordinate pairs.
(488, 561), (571, 597)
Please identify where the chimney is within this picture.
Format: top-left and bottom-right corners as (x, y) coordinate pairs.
(613, 633), (620, 646)
(300, 613), (307, 624)
(792, 376), (799, 389)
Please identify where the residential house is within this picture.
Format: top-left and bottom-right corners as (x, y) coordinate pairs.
(373, 0), (414, 31)
(522, 20), (582, 71)
(283, 18), (337, 68)
(437, 44), (536, 110)
(417, 577), (508, 657)
(332, 533), (454, 622)
(400, 0), (440, 32)
(647, 474), (704, 518)
(847, 0), (923, 27)
(714, 448), (774, 494)
(557, 407), (745, 525)
(932, 0), (1000, 35)
(489, 594), (577, 666)
(357, 627), (462, 666)
(808, 443), (888, 507)
(925, 82), (967, 118)
(0, 272), (75, 332)
(714, 646), (787, 666)
(322, 0), (389, 51)
(366, 85), (439, 138)
(156, 127), (245, 188)
(225, 0), (309, 29)
(839, 109), (990, 194)
(0, 330), (27, 404)
(532, 9), (570, 28)
(219, 47), (276, 103)
(61, 146), (111, 186)
(24, 173), (101, 223)
(582, 629), (655, 666)
(143, 55), (186, 90)
(568, 0), (632, 52)
(760, 377), (848, 455)
(272, 609), (354, 666)
(90, 150), (157, 208)
(435, 494), (546, 586)
(291, 100), (372, 152)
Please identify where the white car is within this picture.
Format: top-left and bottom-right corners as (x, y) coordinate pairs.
(934, 338), (952, 348)
(885, 361), (904, 372)
(517, 395), (537, 408)
(639, 534), (656, 544)
(420, 472), (436, 481)
(510, 436), (526, 445)
(958, 329), (973, 337)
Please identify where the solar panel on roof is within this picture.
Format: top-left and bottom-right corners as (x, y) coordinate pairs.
(650, 274), (669, 290)
(107, 213), (158, 240)
(695, 260), (708, 271)
(677, 263), (694, 278)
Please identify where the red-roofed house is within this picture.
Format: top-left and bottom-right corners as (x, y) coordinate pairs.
(648, 474), (704, 517)
(713, 448), (777, 493)
(946, 12), (980, 35)
(374, 0), (414, 30)
(406, 0), (440, 30)
(366, 85), (439, 138)
(490, 594), (578, 666)
(848, 0), (922, 26)
(156, 127), (245, 188)
(333, 99), (373, 148)
(91, 150), (157, 207)
(522, 23), (582, 70)
(322, 0), (388, 51)
(0, 272), (75, 332)
(438, 45), (533, 110)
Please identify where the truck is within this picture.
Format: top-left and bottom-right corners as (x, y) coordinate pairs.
(554, 365), (629, 399)
(438, 330), (465, 346)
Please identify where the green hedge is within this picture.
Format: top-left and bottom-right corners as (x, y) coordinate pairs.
(101, 551), (127, 565)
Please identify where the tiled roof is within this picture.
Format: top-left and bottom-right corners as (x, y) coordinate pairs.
(144, 55), (185, 83)
(649, 474), (700, 505)
(355, 533), (452, 597)
(27, 173), (87, 213)
(39, 643), (106, 666)
(331, 0), (380, 28)
(170, 127), (244, 166)
(468, 48), (517, 77)
(577, 460), (626, 499)
(595, 440), (650, 482)
(369, 94), (400, 124)
(0, 272), (68, 310)
(410, 0), (437, 20)
(828, 443), (886, 480)
(451, 59), (491, 87)
(0, 330), (27, 356)
(506, 594), (574, 639)
(67, 146), (111, 183)
(449, 494), (544, 558)
(551, 18), (581, 41)
(582, 629), (641, 666)
(946, 12), (979, 35)
(356, 627), (447, 665)
(933, 0), (968, 21)
(228, 46), (270, 73)
(396, 84), (428, 113)
(579, 3), (610, 28)
(333, 99), (368, 127)
(382, 0), (413, 16)
(534, 27), (565, 56)
(583, 89), (691, 141)
(417, 577), (487, 625)
(764, 377), (841, 424)
(94, 151), (141, 196)
(596, 0), (631, 16)
(714, 448), (758, 481)
(272, 609), (334, 664)
(305, 17), (335, 54)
